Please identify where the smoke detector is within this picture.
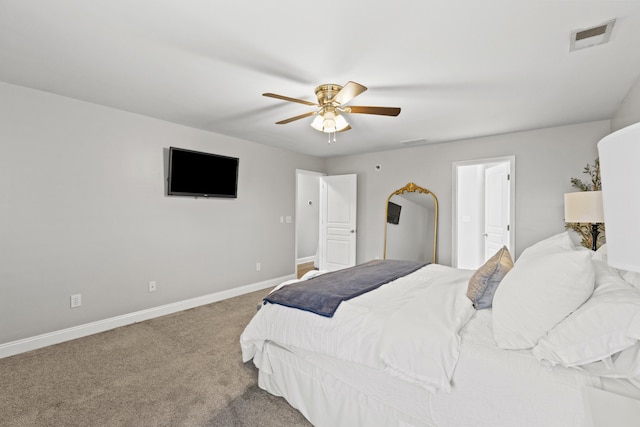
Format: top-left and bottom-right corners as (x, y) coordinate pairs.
(570, 19), (616, 51)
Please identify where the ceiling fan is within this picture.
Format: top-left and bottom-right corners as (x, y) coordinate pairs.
(263, 81), (401, 136)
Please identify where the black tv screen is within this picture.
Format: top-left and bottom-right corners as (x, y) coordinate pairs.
(167, 147), (239, 198)
(387, 201), (401, 224)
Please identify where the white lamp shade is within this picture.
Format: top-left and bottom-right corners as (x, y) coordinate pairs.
(310, 112), (349, 133)
(598, 121), (640, 273)
(310, 115), (324, 131)
(564, 191), (604, 223)
(334, 114), (349, 131)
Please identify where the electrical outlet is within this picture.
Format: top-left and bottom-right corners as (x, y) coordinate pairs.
(149, 281), (157, 292)
(256, 262), (261, 271)
(70, 294), (82, 308)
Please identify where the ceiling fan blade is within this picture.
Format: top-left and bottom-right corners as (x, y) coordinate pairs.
(347, 106), (401, 116)
(275, 111), (317, 124)
(333, 81), (367, 105)
(263, 93), (318, 107)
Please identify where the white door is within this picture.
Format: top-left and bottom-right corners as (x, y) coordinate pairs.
(484, 163), (510, 260)
(318, 174), (357, 271)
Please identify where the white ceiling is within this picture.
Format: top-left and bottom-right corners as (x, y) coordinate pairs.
(2, 1), (640, 158)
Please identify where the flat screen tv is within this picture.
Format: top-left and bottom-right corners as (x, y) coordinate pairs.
(387, 201), (401, 224)
(167, 147), (239, 198)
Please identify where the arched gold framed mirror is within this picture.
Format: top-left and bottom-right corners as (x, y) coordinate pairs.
(384, 182), (438, 264)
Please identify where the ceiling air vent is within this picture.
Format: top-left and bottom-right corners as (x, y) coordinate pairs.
(400, 138), (429, 146)
(570, 19), (616, 51)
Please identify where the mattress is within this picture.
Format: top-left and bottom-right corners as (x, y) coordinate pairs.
(242, 264), (478, 394)
(254, 309), (607, 427)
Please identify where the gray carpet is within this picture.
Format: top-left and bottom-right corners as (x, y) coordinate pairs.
(0, 289), (312, 426)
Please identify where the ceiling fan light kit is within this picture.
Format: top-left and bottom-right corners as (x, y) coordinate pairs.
(310, 108), (349, 133)
(263, 81), (401, 140)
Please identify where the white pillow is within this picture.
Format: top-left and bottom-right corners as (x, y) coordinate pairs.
(515, 231), (575, 264)
(492, 250), (595, 350)
(567, 228), (584, 247)
(620, 270), (640, 291)
(626, 311), (640, 340)
(576, 342), (640, 379)
(591, 244), (640, 290)
(532, 263), (640, 366)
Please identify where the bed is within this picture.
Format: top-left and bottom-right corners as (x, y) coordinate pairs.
(240, 232), (640, 427)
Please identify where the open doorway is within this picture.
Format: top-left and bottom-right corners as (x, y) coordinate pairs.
(295, 170), (324, 278)
(452, 156), (515, 269)
(295, 170), (358, 277)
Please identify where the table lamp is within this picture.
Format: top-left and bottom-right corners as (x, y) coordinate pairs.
(564, 191), (604, 251)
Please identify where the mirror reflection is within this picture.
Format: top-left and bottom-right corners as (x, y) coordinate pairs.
(384, 182), (438, 264)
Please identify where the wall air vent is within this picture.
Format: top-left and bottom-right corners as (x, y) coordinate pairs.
(570, 19), (616, 52)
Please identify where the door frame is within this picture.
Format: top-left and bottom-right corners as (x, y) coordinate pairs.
(452, 155), (516, 268)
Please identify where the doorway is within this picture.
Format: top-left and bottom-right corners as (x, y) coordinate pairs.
(452, 156), (515, 269)
(317, 174), (357, 271)
(295, 170), (324, 277)
(295, 170), (358, 276)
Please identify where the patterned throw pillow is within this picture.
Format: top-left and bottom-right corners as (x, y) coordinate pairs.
(466, 246), (514, 309)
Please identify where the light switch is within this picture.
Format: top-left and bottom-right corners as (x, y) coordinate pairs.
(285, 216), (292, 223)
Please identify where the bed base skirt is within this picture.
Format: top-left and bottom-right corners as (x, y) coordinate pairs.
(257, 341), (433, 427)
(253, 339), (618, 427)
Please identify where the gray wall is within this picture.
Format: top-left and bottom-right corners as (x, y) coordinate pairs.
(612, 75), (640, 132)
(325, 121), (609, 266)
(0, 82), (324, 344)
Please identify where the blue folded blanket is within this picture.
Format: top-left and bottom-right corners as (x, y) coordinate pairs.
(264, 259), (427, 317)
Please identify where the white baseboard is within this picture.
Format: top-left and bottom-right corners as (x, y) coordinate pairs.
(0, 274), (293, 359)
(296, 256), (316, 264)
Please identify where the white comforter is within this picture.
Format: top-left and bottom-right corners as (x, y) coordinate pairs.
(240, 264), (476, 393)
